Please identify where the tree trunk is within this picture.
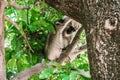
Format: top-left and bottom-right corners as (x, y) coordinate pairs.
(84, 2), (120, 80)
(45, 0), (120, 79)
(0, 0), (6, 80)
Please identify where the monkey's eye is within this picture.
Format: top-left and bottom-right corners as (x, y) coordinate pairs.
(66, 26), (75, 34)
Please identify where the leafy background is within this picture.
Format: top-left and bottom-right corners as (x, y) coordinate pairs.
(5, 0), (90, 80)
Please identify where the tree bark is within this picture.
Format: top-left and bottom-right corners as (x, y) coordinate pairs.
(45, 0), (120, 79)
(0, 0), (6, 80)
(84, 2), (120, 80)
(45, 0), (87, 24)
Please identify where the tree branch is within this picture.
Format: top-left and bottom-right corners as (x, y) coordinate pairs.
(57, 26), (84, 64)
(76, 69), (91, 78)
(6, 1), (29, 10)
(45, 0), (86, 23)
(12, 62), (47, 80)
(5, 16), (34, 53)
(6, 0), (41, 10)
(12, 61), (90, 80)
(73, 45), (87, 54)
(68, 45), (87, 62)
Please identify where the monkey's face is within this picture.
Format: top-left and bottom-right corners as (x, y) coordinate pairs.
(66, 22), (76, 34)
(63, 21), (79, 37)
(54, 17), (72, 31)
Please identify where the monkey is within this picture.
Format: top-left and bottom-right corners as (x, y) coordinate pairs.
(45, 17), (80, 61)
(45, 17), (71, 60)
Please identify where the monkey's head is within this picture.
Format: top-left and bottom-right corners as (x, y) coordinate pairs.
(63, 23), (75, 38)
(54, 17), (72, 31)
(63, 19), (80, 38)
(55, 19), (65, 25)
(67, 26), (76, 34)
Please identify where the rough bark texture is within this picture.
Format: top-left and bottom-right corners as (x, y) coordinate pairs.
(0, 0), (6, 80)
(84, 1), (120, 80)
(45, 0), (120, 79)
(45, 0), (91, 24)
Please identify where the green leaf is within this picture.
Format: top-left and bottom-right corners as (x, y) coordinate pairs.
(7, 57), (17, 71)
(60, 74), (70, 80)
(39, 68), (54, 79)
(70, 71), (78, 80)
(29, 25), (38, 32)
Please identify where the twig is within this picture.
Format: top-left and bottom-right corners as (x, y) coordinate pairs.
(73, 45), (87, 55)
(5, 16), (34, 53)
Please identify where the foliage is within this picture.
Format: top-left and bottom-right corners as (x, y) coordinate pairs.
(5, 0), (90, 80)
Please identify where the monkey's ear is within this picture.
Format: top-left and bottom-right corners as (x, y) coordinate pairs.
(55, 17), (71, 26)
(53, 19), (65, 32)
(55, 19), (65, 25)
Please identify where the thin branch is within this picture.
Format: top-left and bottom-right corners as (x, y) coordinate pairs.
(57, 26), (84, 64)
(76, 69), (91, 78)
(68, 45), (87, 62)
(5, 16), (34, 53)
(6, 0), (41, 10)
(5, 16), (20, 30)
(73, 45), (87, 55)
(12, 62), (47, 80)
(6, 1), (29, 10)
